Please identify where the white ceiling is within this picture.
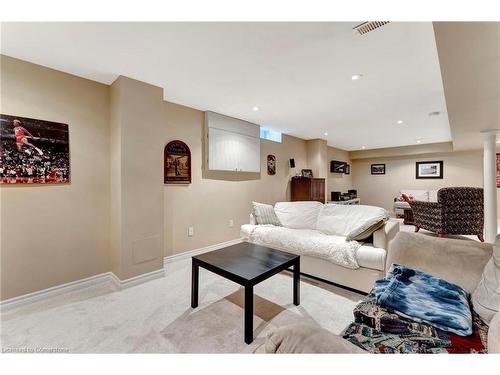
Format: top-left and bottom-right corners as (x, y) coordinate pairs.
(0, 22), (451, 150)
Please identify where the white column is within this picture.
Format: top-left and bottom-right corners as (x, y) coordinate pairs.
(482, 130), (499, 243)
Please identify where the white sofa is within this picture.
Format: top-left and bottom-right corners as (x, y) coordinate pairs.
(393, 189), (438, 216)
(241, 201), (400, 293)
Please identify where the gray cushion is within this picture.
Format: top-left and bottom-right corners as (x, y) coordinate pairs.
(488, 311), (500, 353)
(252, 202), (282, 226)
(265, 323), (365, 353)
(387, 231), (493, 294)
(472, 236), (500, 323)
(348, 219), (387, 241)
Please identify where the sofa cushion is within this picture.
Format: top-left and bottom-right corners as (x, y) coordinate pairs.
(387, 232), (493, 293)
(316, 204), (388, 239)
(489, 311), (500, 353)
(349, 220), (387, 241)
(252, 201), (282, 226)
(274, 201), (323, 230)
(472, 235), (500, 324)
(400, 189), (429, 202)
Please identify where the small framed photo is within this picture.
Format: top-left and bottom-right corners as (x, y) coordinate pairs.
(371, 163), (385, 175)
(416, 161), (443, 179)
(301, 169), (313, 178)
(344, 164), (350, 175)
(330, 160), (345, 173)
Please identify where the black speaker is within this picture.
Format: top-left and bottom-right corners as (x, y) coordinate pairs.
(289, 158), (295, 168)
(331, 191), (341, 201)
(348, 189), (357, 198)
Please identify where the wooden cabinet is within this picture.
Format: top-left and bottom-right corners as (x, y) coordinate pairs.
(290, 177), (325, 203)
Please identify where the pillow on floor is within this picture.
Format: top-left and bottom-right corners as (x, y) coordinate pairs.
(252, 202), (282, 226)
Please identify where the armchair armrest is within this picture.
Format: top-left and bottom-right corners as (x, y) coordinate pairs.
(386, 231), (493, 293)
(373, 219), (400, 251)
(264, 323), (364, 353)
(408, 200), (440, 211)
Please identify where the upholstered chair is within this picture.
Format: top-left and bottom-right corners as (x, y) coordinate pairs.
(408, 187), (484, 242)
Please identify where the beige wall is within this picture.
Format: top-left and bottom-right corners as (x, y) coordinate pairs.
(0, 56), (110, 300)
(163, 102), (308, 256)
(351, 150), (488, 212)
(109, 76), (165, 279)
(327, 146), (353, 198)
(2, 55), (497, 300)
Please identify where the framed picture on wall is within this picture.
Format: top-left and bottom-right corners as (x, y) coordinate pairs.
(497, 154), (500, 188)
(267, 154), (276, 175)
(301, 169), (313, 178)
(416, 160), (443, 179)
(371, 163), (385, 175)
(164, 140), (191, 184)
(344, 164), (350, 175)
(330, 160), (345, 173)
(0, 113), (70, 184)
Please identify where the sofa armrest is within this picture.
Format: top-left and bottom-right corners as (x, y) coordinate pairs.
(386, 231), (493, 293)
(488, 311), (500, 353)
(264, 323), (364, 353)
(373, 219), (400, 251)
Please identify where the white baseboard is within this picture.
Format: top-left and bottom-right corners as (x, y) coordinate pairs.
(163, 238), (244, 267)
(1, 238), (244, 311)
(117, 268), (165, 289)
(0, 272), (117, 310)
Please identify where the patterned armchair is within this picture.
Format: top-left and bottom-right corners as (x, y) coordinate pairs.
(409, 187), (484, 242)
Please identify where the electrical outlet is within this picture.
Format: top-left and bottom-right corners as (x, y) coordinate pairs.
(188, 226), (194, 237)
(229, 219), (234, 228)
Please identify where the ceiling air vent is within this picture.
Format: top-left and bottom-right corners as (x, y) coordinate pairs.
(353, 21), (390, 35)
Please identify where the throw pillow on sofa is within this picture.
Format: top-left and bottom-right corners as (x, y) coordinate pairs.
(252, 202), (282, 226)
(316, 204), (389, 240)
(274, 201), (323, 230)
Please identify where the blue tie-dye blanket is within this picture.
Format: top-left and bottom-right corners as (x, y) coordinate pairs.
(374, 264), (472, 336)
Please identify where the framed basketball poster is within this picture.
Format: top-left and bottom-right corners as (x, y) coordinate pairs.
(0, 114), (70, 184)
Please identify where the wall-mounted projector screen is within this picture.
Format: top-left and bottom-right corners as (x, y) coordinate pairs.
(205, 112), (260, 173)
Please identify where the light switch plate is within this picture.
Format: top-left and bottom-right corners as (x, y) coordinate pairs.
(188, 226), (194, 237)
(229, 219), (234, 227)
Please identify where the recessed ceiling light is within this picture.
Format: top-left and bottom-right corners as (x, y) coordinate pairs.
(497, 139), (500, 144)
(252, 106), (259, 111)
(397, 120), (404, 125)
(324, 132), (328, 136)
(416, 140), (422, 144)
(361, 146), (366, 149)
(351, 74), (363, 81)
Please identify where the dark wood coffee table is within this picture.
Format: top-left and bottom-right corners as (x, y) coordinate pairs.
(191, 242), (300, 344)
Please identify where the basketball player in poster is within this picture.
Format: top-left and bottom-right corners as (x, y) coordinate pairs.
(13, 119), (44, 156)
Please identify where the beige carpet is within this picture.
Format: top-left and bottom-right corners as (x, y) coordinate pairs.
(1, 257), (362, 353)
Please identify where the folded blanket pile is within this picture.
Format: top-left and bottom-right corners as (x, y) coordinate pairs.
(341, 265), (489, 354)
(342, 293), (488, 354)
(374, 264), (473, 336)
